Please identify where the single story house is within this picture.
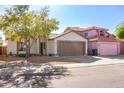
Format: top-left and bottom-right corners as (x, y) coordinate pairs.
(7, 31), (87, 56)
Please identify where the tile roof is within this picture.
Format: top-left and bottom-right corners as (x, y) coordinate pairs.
(49, 33), (61, 39)
(49, 26), (122, 43)
(98, 37), (120, 42)
(49, 30), (86, 40)
(64, 26), (108, 32)
(88, 36), (120, 42)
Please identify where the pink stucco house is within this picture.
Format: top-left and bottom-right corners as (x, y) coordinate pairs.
(64, 26), (120, 56)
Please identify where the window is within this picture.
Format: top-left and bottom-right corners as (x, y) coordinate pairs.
(84, 32), (88, 37)
(100, 31), (104, 36)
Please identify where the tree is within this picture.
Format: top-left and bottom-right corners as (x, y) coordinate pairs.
(0, 35), (3, 46)
(0, 5), (31, 57)
(115, 22), (124, 39)
(0, 5), (59, 61)
(36, 7), (59, 55)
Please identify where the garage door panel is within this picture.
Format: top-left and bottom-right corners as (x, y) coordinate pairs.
(58, 41), (85, 56)
(99, 44), (117, 56)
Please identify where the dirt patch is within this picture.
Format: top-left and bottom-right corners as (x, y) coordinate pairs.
(0, 64), (70, 88)
(0, 56), (80, 66)
(28, 56), (80, 64)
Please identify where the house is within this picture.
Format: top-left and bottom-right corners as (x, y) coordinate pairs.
(7, 26), (121, 56)
(7, 30), (87, 56)
(64, 26), (120, 56)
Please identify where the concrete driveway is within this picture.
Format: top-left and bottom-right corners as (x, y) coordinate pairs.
(0, 55), (124, 67)
(50, 63), (124, 88)
(53, 55), (124, 67)
(66, 55), (124, 63)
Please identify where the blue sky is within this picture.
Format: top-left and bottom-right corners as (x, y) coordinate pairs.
(0, 5), (124, 37)
(48, 5), (124, 34)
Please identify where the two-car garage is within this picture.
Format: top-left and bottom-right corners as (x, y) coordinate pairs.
(48, 31), (87, 56)
(57, 41), (85, 56)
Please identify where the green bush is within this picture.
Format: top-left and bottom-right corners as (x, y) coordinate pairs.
(18, 53), (26, 57)
(18, 51), (26, 57)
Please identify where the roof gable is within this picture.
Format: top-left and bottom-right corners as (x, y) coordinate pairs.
(49, 30), (86, 40)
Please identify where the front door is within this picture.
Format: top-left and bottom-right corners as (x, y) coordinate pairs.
(92, 49), (97, 56)
(40, 42), (46, 55)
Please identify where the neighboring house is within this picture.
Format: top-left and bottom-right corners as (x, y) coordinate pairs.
(64, 26), (120, 56)
(7, 31), (87, 56)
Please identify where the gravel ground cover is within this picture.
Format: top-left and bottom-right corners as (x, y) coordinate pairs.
(0, 63), (70, 88)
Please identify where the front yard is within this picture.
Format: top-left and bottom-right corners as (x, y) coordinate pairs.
(0, 55), (124, 88)
(0, 56), (80, 67)
(0, 63), (69, 88)
(1, 55), (124, 66)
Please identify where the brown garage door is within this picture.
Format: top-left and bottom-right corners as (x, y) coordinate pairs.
(57, 41), (85, 56)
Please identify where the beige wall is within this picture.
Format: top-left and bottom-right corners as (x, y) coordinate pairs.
(47, 40), (55, 55)
(7, 39), (40, 55)
(7, 32), (87, 56)
(48, 32), (87, 55)
(30, 39), (39, 54)
(7, 40), (17, 55)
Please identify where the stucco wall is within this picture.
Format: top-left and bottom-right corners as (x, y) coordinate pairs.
(83, 29), (109, 38)
(7, 32), (88, 56)
(30, 39), (39, 54)
(30, 38), (44, 54)
(7, 39), (40, 55)
(88, 41), (98, 55)
(7, 40), (17, 55)
(49, 32), (87, 55)
(47, 40), (55, 55)
(83, 30), (97, 38)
